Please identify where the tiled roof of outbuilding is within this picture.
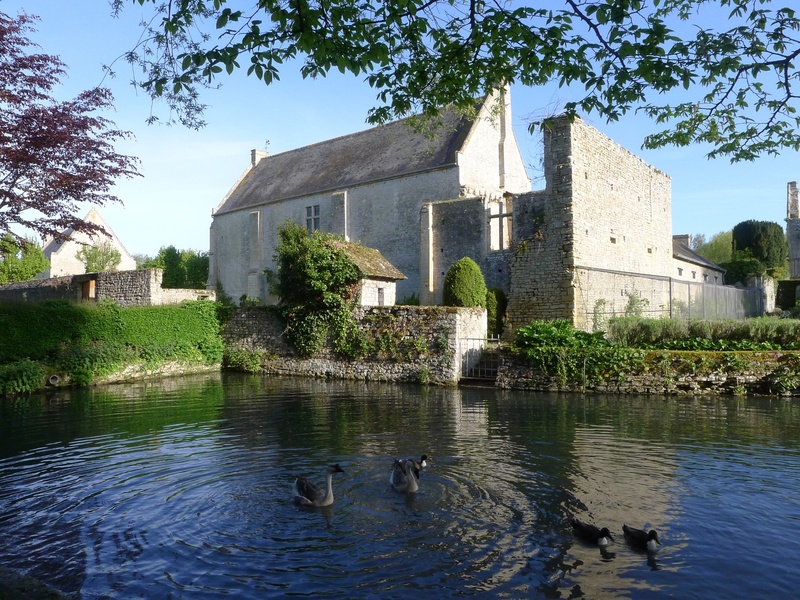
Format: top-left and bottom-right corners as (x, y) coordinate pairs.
(330, 240), (406, 281)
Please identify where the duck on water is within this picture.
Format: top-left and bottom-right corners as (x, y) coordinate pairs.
(571, 519), (614, 547)
(623, 524), (661, 552)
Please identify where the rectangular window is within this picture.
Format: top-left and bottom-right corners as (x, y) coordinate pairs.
(306, 205), (320, 232)
(488, 199), (513, 251)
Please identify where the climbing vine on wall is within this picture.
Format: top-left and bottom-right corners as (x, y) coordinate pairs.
(266, 222), (364, 357)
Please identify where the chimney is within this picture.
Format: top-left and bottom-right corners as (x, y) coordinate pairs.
(674, 234), (691, 248)
(251, 149), (268, 167)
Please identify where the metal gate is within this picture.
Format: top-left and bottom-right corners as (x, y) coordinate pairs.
(459, 337), (502, 381)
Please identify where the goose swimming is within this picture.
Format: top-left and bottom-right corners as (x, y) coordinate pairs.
(411, 454), (428, 479)
(571, 518), (614, 547)
(292, 464), (344, 507)
(623, 524), (661, 552)
(390, 458), (422, 493)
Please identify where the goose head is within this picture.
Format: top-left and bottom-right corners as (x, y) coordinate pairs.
(412, 455), (428, 479)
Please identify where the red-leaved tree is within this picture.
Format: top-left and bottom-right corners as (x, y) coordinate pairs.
(0, 11), (139, 245)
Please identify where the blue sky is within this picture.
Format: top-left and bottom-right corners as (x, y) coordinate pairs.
(4, 1), (798, 257)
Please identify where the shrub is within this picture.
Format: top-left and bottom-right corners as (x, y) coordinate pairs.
(442, 257), (487, 308)
(486, 288), (507, 337)
(0, 299), (224, 391)
(513, 319), (642, 386)
(265, 222), (364, 357)
(57, 341), (132, 386)
(732, 220), (788, 275)
(0, 359), (44, 395)
(606, 316), (800, 350)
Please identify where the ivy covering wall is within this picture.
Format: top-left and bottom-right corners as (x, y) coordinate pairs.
(0, 299), (223, 394)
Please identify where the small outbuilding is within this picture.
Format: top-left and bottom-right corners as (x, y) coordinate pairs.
(331, 240), (406, 306)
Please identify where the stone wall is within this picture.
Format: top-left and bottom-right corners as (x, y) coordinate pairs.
(221, 305), (487, 384)
(425, 197), (489, 305)
(507, 116), (674, 331)
(358, 278), (397, 306)
(0, 275), (80, 303)
(95, 269), (159, 306)
(496, 351), (800, 396)
(787, 181), (800, 279)
(0, 269), (215, 307)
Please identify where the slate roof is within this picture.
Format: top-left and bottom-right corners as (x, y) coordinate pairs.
(215, 104), (481, 215)
(672, 237), (725, 272)
(331, 240), (406, 281)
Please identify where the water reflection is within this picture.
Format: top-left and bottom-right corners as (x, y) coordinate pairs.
(0, 374), (799, 598)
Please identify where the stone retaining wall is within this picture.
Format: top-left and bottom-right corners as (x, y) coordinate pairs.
(222, 305), (487, 385)
(496, 351), (800, 396)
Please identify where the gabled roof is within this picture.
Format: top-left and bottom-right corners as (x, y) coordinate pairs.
(42, 208), (132, 259)
(672, 237), (725, 272)
(215, 102), (483, 216)
(331, 240), (406, 281)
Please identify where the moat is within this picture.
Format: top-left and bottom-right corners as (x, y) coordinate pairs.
(1, 372), (799, 598)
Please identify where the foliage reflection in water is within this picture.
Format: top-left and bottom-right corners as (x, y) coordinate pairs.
(1, 373), (799, 598)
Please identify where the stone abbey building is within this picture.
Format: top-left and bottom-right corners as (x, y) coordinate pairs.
(208, 90), (759, 331)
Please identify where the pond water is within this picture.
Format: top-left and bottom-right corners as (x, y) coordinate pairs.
(1, 373), (799, 598)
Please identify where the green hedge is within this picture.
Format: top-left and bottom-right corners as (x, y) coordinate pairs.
(0, 300), (222, 363)
(0, 300), (111, 362)
(0, 300), (223, 392)
(607, 316), (800, 350)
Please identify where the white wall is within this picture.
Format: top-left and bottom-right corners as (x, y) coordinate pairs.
(211, 167), (462, 303)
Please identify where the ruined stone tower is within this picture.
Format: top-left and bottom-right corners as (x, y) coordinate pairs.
(787, 181), (800, 279)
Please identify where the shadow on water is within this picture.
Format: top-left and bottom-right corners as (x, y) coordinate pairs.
(1, 373), (800, 597)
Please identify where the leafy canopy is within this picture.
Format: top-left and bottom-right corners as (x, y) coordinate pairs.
(0, 233), (49, 283)
(731, 219), (788, 271)
(116, 0), (800, 160)
(0, 12), (140, 245)
(140, 245), (210, 289)
(77, 238), (122, 273)
(693, 231), (733, 265)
